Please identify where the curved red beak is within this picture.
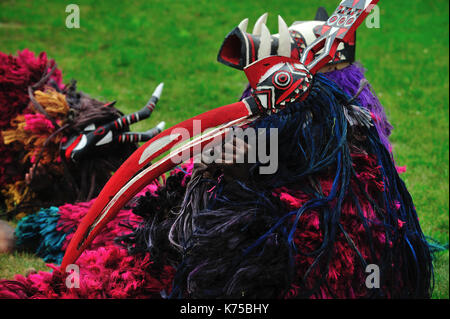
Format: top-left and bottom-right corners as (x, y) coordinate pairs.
(61, 99), (256, 269)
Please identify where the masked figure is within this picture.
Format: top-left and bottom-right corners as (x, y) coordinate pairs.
(0, 50), (164, 218)
(0, 1), (433, 299)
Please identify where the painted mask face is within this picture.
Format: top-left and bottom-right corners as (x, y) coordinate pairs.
(62, 84), (165, 162)
(244, 56), (313, 113)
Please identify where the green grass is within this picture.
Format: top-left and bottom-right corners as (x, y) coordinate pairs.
(0, 0), (448, 298)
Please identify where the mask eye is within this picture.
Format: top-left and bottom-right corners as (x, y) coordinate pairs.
(273, 71), (292, 89)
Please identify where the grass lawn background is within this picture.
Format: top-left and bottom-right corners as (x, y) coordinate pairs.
(0, 0), (448, 298)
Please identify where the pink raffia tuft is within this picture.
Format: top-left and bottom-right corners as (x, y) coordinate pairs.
(0, 246), (175, 299)
(0, 49), (63, 188)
